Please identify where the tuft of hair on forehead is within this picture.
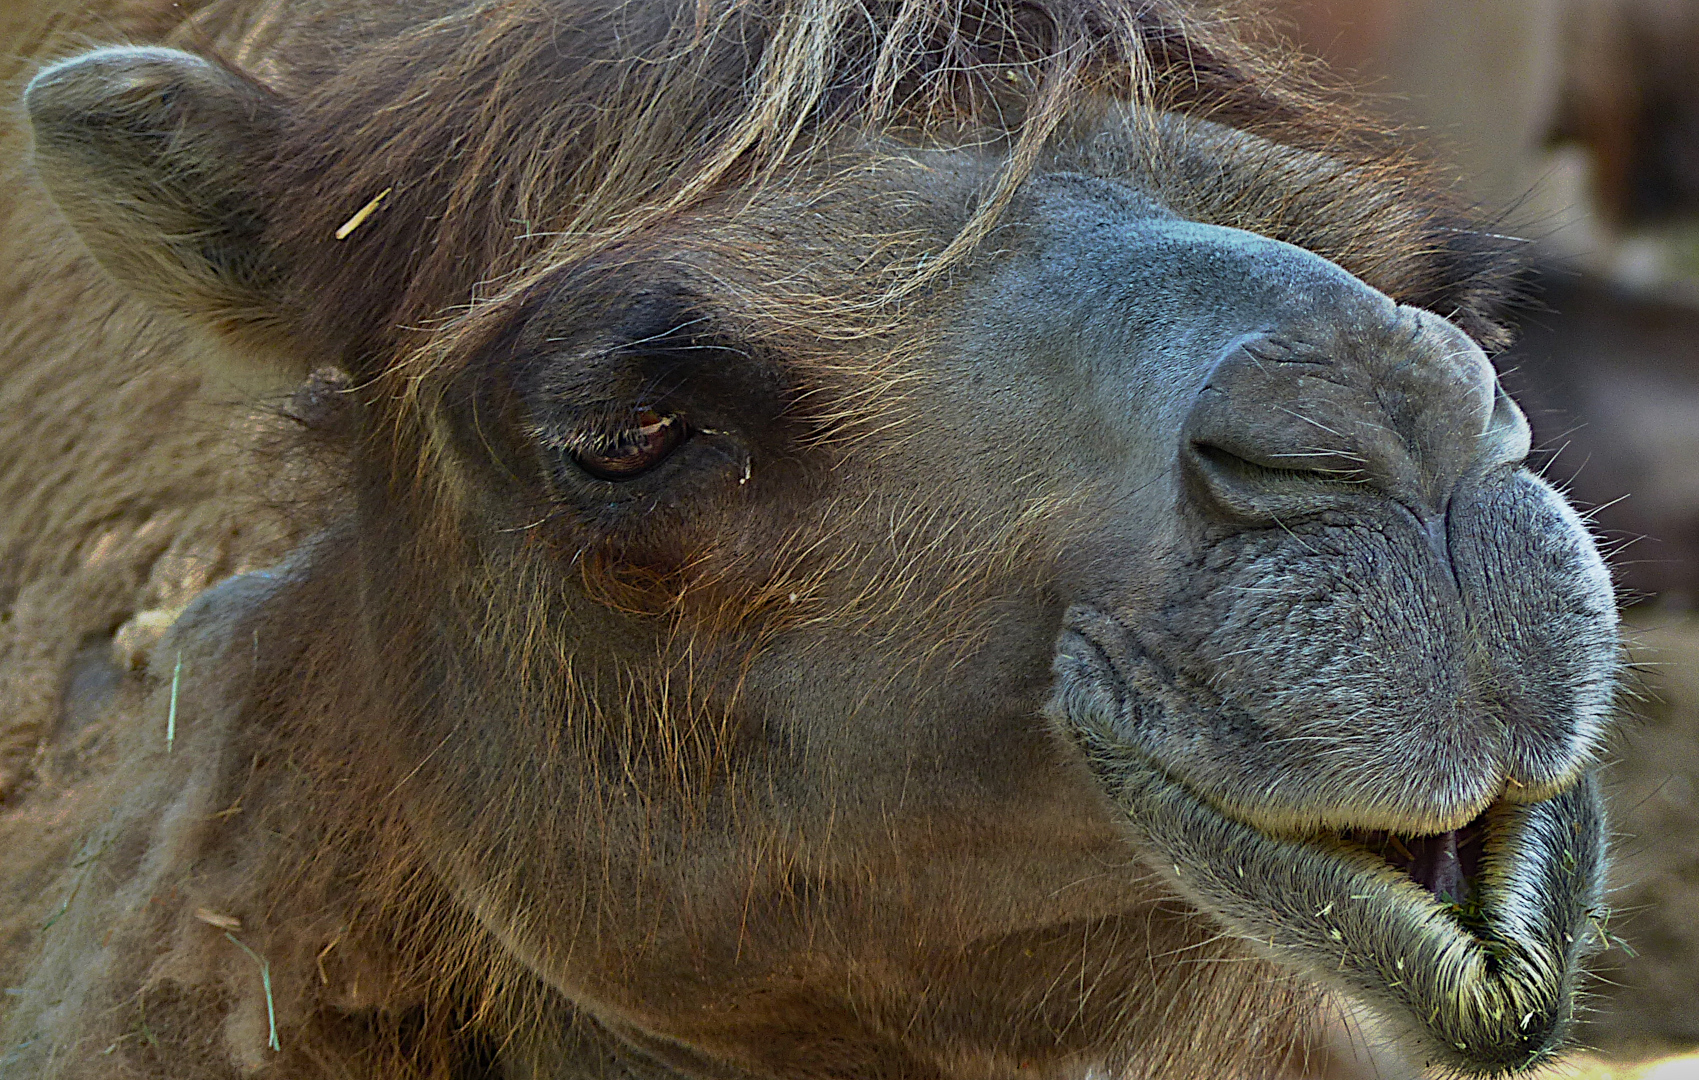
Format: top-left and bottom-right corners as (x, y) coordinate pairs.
(256, 0), (1522, 381)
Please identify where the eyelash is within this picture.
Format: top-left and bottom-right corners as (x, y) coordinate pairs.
(550, 407), (690, 483)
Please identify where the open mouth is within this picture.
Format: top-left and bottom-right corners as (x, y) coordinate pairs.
(1055, 702), (1606, 1078)
(1343, 813), (1490, 914)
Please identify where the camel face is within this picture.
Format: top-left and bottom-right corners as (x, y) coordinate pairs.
(7, 8), (1617, 1079)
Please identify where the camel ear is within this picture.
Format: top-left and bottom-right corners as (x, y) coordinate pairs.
(25, 47), (307, 390)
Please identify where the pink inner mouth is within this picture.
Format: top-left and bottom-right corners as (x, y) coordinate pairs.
(1344, 810), (1490, 907)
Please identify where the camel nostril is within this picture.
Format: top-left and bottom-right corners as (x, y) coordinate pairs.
(1189, 439), (1369, 484)
(1180, 311), (1528, 522)
(1181, 437), (1377, 523)
(1179, 340), (1391, 520)
(1182, 406), (1379, 522)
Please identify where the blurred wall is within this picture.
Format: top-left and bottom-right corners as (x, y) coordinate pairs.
(1284, 0), (1699, 263)
(1284, 0), (1564, 214)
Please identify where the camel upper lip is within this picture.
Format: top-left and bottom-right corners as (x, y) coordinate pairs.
(1048, 608), (1595, 842)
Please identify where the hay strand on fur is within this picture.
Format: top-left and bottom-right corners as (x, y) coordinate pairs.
(333, 187), (391, 240)
(194, 908), (243, 931)
(166, 652), (181, 754)
(224, 932), (280, 1052)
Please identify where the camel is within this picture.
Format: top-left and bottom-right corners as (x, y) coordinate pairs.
(0, 0), (1620, 1077)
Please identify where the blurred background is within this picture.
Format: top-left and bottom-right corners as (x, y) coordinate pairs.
(1268, 2), (1699, 1075)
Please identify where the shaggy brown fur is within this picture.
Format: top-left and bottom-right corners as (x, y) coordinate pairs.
(0, 0), (1585, 1078)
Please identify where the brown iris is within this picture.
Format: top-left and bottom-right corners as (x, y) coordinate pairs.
(571, 408), (685, 481)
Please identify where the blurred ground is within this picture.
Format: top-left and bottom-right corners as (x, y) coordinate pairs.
(1594, 613), (1699, 1047)
(1562, 1052), (1699, 1079)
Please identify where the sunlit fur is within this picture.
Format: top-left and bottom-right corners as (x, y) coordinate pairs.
(0, 0), (1618, 1078)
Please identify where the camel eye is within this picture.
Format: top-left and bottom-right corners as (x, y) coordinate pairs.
(570, 408), (687, 481)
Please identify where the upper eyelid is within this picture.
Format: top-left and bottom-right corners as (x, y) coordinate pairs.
(513, 302), (768, 427)
(539, 312), (726, 351)
(593, 338), (756, 405)
(530, 331), (750, 385)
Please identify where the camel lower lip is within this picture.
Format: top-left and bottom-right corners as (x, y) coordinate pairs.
(1063, 714), (1606, 1077)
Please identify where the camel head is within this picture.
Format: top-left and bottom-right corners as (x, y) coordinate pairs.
(17, 7), (1616, 1076)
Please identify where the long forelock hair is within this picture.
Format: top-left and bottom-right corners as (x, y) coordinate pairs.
(245, 0), (1522, 388)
